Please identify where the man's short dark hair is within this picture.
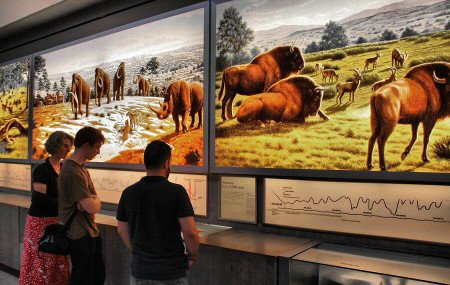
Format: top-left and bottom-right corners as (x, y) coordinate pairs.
(144, 140), (172, 169)
(74, 127), (105, 148)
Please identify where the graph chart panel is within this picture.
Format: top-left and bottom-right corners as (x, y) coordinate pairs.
(0, 163), (31, 191)
(169, 173), (207, 217)
(264, 179), (450, 244)
(89, 168), (207, 216)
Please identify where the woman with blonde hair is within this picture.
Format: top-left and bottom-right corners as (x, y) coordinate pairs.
(19, 131), (73, 285)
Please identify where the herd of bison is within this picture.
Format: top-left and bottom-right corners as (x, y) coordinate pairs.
(216, 45), (449, 171)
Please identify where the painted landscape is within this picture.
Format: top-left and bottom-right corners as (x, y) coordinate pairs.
(0, 59), (30, 159)
(33, 8), (205, 166)
(215, 0), (450, 173)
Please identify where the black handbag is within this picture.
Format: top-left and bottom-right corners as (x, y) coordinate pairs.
(38, 208), (78, 256)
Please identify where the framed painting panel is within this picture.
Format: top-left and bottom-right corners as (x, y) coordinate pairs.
(211, 0), (450, 183)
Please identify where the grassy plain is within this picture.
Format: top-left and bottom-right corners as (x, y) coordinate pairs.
(215, 31), (450, 172)
(0, 86), (29, 159)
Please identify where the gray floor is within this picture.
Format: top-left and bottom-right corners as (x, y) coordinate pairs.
(0, 269), (18, 285)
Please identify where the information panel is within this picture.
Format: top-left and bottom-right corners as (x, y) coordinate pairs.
(264, 179), (450, 244)
(0, 163), (31, 191)
(169, 173), (207, 217)
(89, 168), (207, 216)
(219, 176), (256, 223)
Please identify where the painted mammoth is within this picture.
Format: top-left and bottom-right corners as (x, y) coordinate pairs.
(94, 67), (111, 106)
(133, 75), (151, 96)
(113, 62), (125, 101)
(70, 73), (90, 119)
(149, 80), (203, 133)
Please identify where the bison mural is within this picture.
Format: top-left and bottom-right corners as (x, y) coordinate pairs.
(218, 45), (305, 121)
(235, 76), (329, 124)
(149, 80), (204, 133)
(367, 61), (450, 171)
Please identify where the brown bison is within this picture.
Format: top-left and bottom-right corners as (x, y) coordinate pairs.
(367, 62), (450, 171)
(235, 76), (329, 124)
(149, 80), (203, 133)
(94, 67), (111, 106)
(218, 45), (305, 121)
(133, 75), (151, 97)
(70, 73), (90, 119)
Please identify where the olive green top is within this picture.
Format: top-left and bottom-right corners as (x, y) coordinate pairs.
(58, 159), (99, 239)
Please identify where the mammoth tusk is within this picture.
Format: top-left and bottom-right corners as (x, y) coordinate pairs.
(433, 71), (446, 84)
(97, 77), (103, 88)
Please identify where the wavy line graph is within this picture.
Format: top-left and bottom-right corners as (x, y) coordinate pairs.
(88, 169), (207, 216)
(264, 179), (450, 244)
(272, 191), (447, 222)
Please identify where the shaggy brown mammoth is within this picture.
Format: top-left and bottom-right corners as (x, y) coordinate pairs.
(94, 67), (111, 106)
(113, 62), (125, 101)
(133, 75), (151, 96)
(70, 73), (90, 119)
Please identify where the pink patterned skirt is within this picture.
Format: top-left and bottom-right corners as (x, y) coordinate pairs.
(19, 215), (70, 285)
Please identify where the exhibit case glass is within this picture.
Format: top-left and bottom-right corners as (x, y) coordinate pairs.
(289, 243), (450, 285)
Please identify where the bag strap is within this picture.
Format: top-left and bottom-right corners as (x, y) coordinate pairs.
(63, 208), (79, 230)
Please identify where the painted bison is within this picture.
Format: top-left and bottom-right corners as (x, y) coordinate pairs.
(367, 61), (450, 171)
(235, 76), (329, 124)
(94, 67), (111, 107)
(149, 80), (204, 133)
(70, 73), (90, 119)
(218, 45), (305, 121)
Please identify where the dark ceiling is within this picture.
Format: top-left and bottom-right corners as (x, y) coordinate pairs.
(0, 0), (156, 55)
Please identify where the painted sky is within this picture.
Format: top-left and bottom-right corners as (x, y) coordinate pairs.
(44, 8), (204, 75)
(216, 0), (436, 31)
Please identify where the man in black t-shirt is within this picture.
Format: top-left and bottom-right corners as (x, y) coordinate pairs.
(116, 140), (199, 284)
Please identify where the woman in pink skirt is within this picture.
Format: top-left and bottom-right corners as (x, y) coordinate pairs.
(19, 131), (74, 285)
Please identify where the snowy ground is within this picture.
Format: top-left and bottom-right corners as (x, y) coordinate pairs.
(34, 96), (175, 162)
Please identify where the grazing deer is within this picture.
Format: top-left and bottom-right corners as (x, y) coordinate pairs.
(322, 69), (340, 83)
(372, 67), (397, 91)
(336, 68), (364, 104)
(364, 52), (381, 71)
(392, 48), (408, 68)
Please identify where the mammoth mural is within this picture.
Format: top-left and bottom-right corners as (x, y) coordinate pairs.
(113, 62), (125, 101)
(94, 67), (111, 107)
(149, 80), (204, 133)
(70, 73), (90, 119)
(133, 75), (151, 97)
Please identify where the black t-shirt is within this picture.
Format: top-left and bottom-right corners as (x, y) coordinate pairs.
(116, 176), (194, 280)
(28, 158), (59, 217)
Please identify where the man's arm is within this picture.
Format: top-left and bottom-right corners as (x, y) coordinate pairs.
(79, 195), (101, 214)
(117, 221), (132, 250)
(179, 216), (199, 268)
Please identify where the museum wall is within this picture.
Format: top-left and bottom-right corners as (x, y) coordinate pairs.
(0, 0), (449, 262)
